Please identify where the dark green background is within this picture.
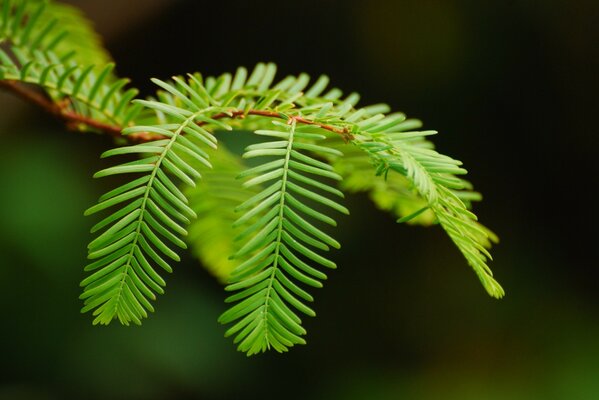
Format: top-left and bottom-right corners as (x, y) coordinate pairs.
(0, 0), (597, 399)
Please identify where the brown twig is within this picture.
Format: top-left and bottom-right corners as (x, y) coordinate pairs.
(208, 110), (352, 140)
(0, 80), (353, 142)
(0, 80), (123, 136)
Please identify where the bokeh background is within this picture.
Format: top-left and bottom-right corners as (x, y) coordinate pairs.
(0, 0), (597, 399)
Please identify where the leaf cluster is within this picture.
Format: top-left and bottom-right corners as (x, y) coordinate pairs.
(0, 0), (504, 355)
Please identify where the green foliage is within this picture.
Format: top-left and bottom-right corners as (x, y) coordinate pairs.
(219, 121), (347, 354)
(0, 0), (131, 128)
(324, 121), (438, 226)
(352, 129), (503, 298)
(81, 83), (218, 325)
(0, 0), (504, 355)
(0, 44), (140, 127)
(1, 0), (110, 65)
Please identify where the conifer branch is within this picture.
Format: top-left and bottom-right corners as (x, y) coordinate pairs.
(0, 0), (503, 355)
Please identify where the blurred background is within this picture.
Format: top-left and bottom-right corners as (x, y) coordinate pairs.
(0, 0), (597, 399)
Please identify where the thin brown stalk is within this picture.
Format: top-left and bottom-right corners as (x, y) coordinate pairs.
(0, 80), (353, 142)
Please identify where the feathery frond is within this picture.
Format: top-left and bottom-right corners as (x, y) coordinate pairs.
(218, 120), (348, 355)
(80, 79), (220, 325)
(352, 127), (503, 298)
(0, 45), (140, 127)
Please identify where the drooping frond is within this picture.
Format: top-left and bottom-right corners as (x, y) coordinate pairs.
(185, 143), (260, 281)
(218, 120), (348, 355)
(323, 116), (484, 225)
(0, 45), (140, 127)
(80, 79), (221, 325)
(351, 126), (503, 298)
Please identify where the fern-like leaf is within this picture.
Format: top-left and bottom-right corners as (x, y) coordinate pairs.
(354, 126), (504, 298)
(0, 45), (140, 127)
(80, 80), (220, 324)
(219, 120), (348, 355)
